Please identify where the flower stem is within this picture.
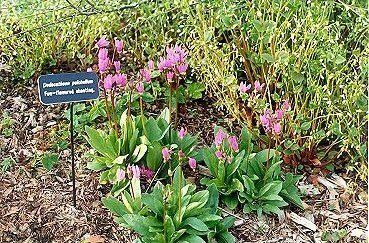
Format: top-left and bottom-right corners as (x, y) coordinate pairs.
(103, 89), (113, 129)
(177, 161), (182, 223)
(168, 87), (172, 124)
(110, 89), (119, 137)
(140, 96), (147, 135)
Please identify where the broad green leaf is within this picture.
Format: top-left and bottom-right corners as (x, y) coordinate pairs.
(102, 196), (128, 217)
(164, 215), (175, 242)
(85, 126), (116, 159)
(223, 195), (238, 210)
(226, 150), (244, 178)
(203, 148), (218, 176)
(258, 181), (283, 198)
(190, 190), (209, 206)
(264, 160), (282, 180)
(87, 157), (107, 171)
(218, 231), (236, 243)
(142, 193), (163, 216)
(145, 117), (163, 141)
(205, 184), (219, 213)
(146, 141), (163, 170)
(179, 235), (206, 243)
(122, 214), (150, 235)
(182, 217), (209, 232)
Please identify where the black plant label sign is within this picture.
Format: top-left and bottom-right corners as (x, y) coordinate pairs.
(38, 72), (99, 105)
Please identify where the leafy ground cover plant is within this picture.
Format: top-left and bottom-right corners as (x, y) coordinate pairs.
(85, 108), (199, 194)
(201, 126), (303, 216)
(102, 158), (235, 243)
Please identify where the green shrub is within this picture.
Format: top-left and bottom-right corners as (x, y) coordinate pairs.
(187, 0), (368, 180)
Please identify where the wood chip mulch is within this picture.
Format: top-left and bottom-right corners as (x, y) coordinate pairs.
(0, 84), (367, 243)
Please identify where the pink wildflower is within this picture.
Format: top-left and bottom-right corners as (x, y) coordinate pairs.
(98, 48), (108, 60)
(275, 109), (284, 120)
(114, 61), (121, 72)
(282, 100), (291, 111)
(148, 60), (155, 70)
(162, 147), (171, 162)
(140, 69), (151, 83)
(136, 82), (144, 94)
(228, 136), (239, 152)
(254, 81), (264, 92)
(240, 82), (251, 94)
(98, 58), (109, 73)
(96, 36), (109, 48)
(273, 122), (282, 135)
(115, 73), (127, 87)
(104, 74), (114, 90)
(188, 157), (197, 170)
(215, 150), (223, 159)
(178, 127), (187, 139)
(115, 39), (123, 54)
(214, 129), (227, 147)
(177, 63), (188, 74)
(128, 165), (140, 179)
(116, 168), (126, 181)
(166, 72), (174, 81)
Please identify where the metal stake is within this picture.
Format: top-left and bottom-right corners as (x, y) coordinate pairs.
(70, 102), (77, 207)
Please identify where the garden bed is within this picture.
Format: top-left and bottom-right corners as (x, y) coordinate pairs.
(0, 84), (367, 243)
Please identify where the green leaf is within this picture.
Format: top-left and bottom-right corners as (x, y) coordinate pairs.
(205, 184), (219, 214)
(132, 144), (147, 163)
(102, 196), (128, 217)
(190, 190), (209, 206)
(301, 121), (311, 131)
(142, 193), (163, 216)
(85, 126), (117, 159)
(87, 158), (107, 171)
(182, 217), (209, 232)
(122, 214), (150, 235)
(218, 231), (236, 243)
(255, 149), (276, 163)
(187, 82), (205, 99)
(262, 203), (284, 216)
(145, 118), (163, 141)
(261, 53), (274, 63)
(42, 152), (58, 171)
(264, 160), (282, 180)
(146, 141), (163, 171)
(222, 216), (236, 229)
(258, 181), (283, 198)
(226, 150), (244, 178)
(203, 148), (218, 176)
(164, 215), (175, 241)
(179, 235), (206, 243)
(223, 195), (238, 210)
(240, 127), (252, 154)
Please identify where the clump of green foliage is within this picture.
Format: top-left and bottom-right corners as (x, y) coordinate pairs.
(201, 127), (303, 217)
